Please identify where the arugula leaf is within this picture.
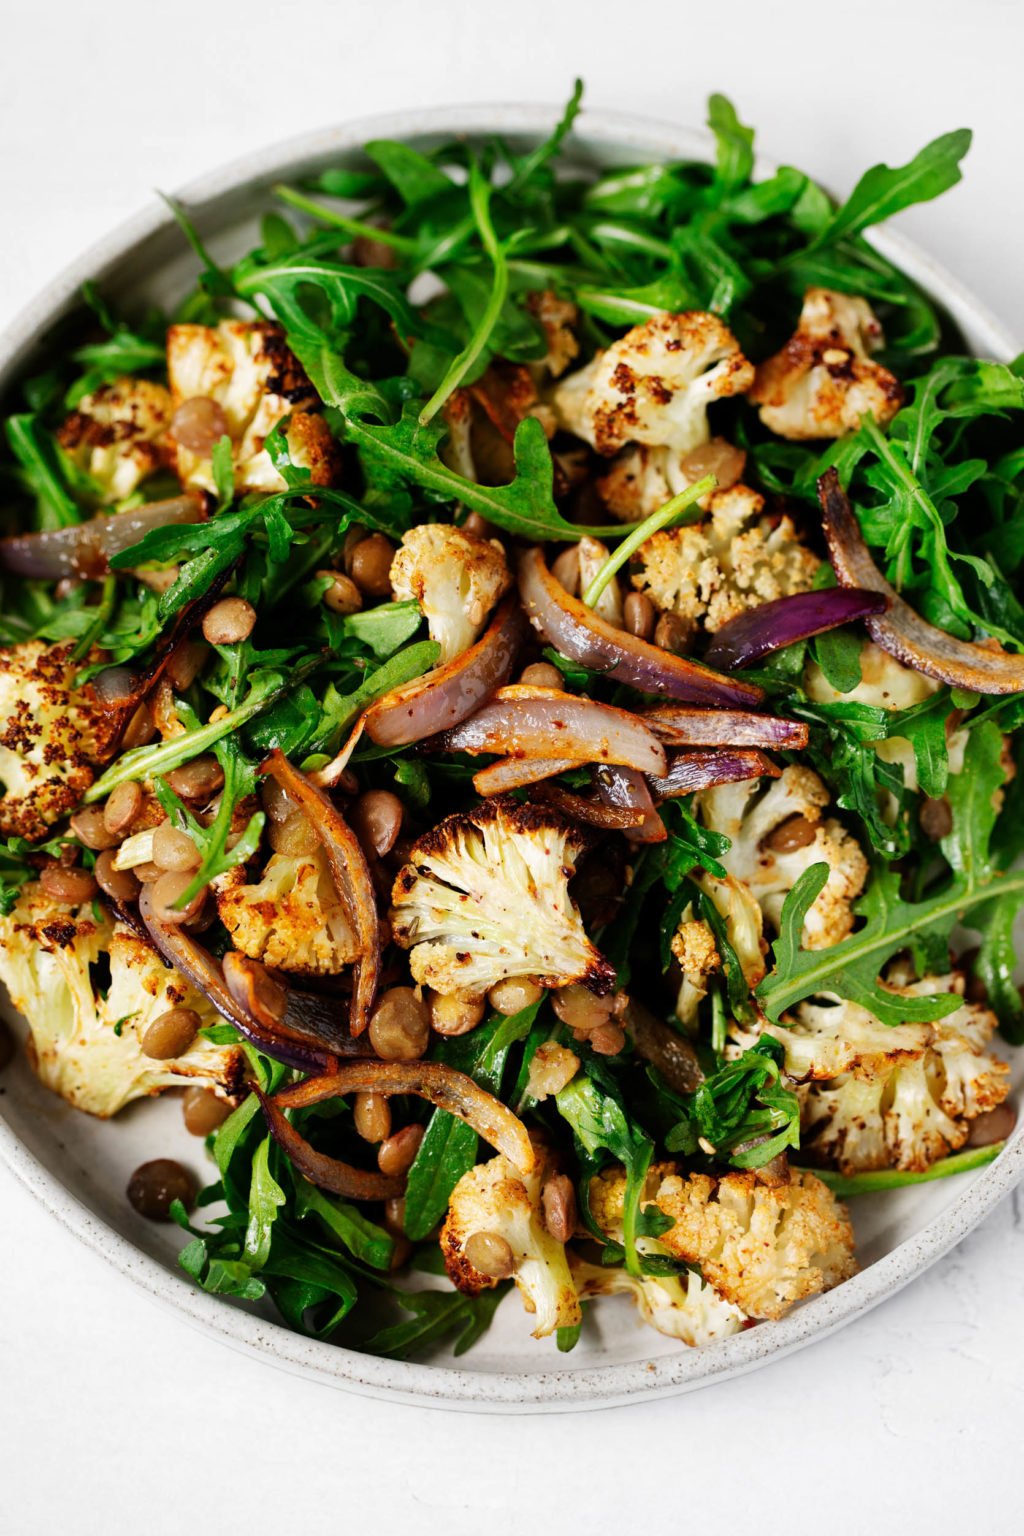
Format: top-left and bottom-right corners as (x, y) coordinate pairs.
(5, 415), (82, 529)
(574, 273), (699, 325)
(707, 94), (755, 194)
(419, 160), (509, 424)
(806, 1140), (1002, 1197)
(243, 1136), (287, 1267)
(233, 251), (427, 350)
(811, 623), (863, 694)
(809, 129), (972, 250)
(153, 736), (264, 907)
(758, 724), (1023, 1025)
(304, 639), (440, 755)
(665, 1037), (800, 1169)
(83, 667), (308, 802)
(363, 139), (454, 207)
(555, 1060), (656, 1278)
(346, 404), (618, 542)
(293, 1182), (394, 1270)
(503, 80), (583, 198)
(363, 1282), (510, 1360)
(339, 600), (422, 658)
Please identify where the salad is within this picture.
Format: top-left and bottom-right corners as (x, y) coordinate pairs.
(0, 85), (1020, 1361)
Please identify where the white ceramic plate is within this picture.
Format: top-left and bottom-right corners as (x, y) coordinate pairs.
(1, 105), (1021, 1413)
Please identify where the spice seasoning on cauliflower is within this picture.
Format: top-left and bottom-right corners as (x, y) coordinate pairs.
(390, 798), (614, 997)
(696, 765), (868, 949)
(659, 1169), (857, 1320)
(0, 641), (120, 842)
(553, 311), (754, 459)
(441, 1150), (582, 1337)
(57, 377), (173, 503)
(630, 484), (820, 640)
(388, 522), (512, 664)
(781, 974), (1011, 1175)
(749, 287), (903, 440)
(166, 320), (341, 493)
(0, 882), (242, 1118)
(215, 845), (360, 977)
(588, 1162), (856, 1321)
(672, 912), (722, 1027)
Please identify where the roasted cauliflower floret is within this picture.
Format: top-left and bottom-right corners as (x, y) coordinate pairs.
(441, 1151), (581, 1338)
(0, 641), (119, 841)
(805, 640), (968, 795)
(806, 639), (938, 713)
(590, 1162), (855, 1321)
(57, 377), (173, 503)
(0, 882), (243, 1117)
(553, 311), (753, 462)
(166, 320), (341, 494)
(215, 843), (360, 977)
(584, 1160), (746, 1342)
(767, 996), (932, 1082)
(526, 289), (580, 379)
(671, 909), (722, 1027)
(388, 522), (512, 665)
(595, 435), (747, 523)
(391, 799), (613, 997)
(749, 287), (903, 440)
(570, 1255), (747, 1346)
(697, 766), (868, 949)
(792, 976), (1011, 1174)
(694, 871), (767, 987)
(653, 1168), (857, 1320)
(631, 485), (819, 638)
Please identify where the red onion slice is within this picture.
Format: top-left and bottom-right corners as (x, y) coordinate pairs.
(276, 1062), (537, 1176)
(703, 587), (887, 670)
(518, 547), (764, 708)
(640, 705), (809, 751)
(0, 494), (205, 580)
(472, 756), (580, 795)
(593, 764), (667, 844)
(261, 751), (380, 1037)
(257, 1088), (404, 1202)
(650, 749), (780, 800)
(819, 468), (1024, 695)
(433, 688), (667, 777)
(536, 781), (648, 829)
(363, 594), (524, 749)
(138, 885), (340, 1073)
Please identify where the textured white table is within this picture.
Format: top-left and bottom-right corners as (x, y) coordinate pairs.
(3, 2), (1024, 1529)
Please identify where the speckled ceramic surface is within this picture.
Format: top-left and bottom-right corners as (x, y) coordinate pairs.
(0, 105), (1020, 1413)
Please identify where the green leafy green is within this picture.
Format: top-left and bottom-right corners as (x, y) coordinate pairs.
(362, 1283), (510, 1360)
(806, 1140), (1003, 1197)
(759, 724), (1023, 1025)
(665, 1037), (801, 1168)
(555, 1061), (659, 1278)
(808, 129), (972, 251)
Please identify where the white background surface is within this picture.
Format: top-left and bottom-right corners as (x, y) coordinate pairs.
(2, 2), (1024, 1530)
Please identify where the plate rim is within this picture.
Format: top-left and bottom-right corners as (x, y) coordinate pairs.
(1, 100), (1020, 1413)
